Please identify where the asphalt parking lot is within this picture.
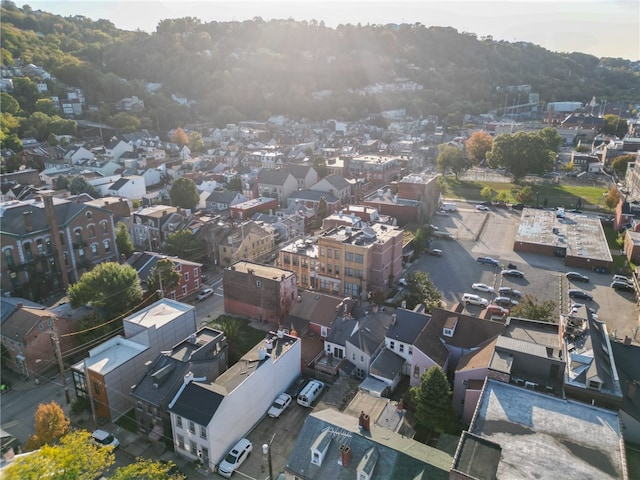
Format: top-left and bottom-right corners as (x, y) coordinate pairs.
(412, 201), (640, 343)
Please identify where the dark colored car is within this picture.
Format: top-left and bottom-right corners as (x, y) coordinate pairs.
(511, 203), (525, 210)
(501, 269), (524, 278)
(566, 272), (590, 283)
(477, 256), (500, 266)
(498, 286), (522, 298)
(568, 289), (593, 301)
(494, 296), (519, 307)
(611, 281), (635, 292)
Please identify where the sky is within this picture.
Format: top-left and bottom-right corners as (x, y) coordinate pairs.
(25, 0), (640, 61)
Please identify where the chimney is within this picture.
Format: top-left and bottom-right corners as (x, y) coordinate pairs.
(391, 313), (397, 325)
(358, 411), (370, 431)
(340, 445), (351, 466)
(401, 300), (407, 309)
(23, 211), (33, 232)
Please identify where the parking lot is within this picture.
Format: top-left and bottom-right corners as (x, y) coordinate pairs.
(411, 201), (639, 342)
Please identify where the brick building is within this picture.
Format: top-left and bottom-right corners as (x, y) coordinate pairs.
(127, 251), (204, 300)
(1, 195), (118, 300)
(223, 261), (297, 324)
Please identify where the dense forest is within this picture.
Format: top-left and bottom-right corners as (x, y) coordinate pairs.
(1, 0), (639, 135)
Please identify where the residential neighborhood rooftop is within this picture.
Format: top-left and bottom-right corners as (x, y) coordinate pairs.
(124, 298), (194, 331)
(229, 261), (295, 280)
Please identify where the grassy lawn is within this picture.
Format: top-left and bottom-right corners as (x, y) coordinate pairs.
(444, 179), (610, 211)
(207, 315), (268, 364)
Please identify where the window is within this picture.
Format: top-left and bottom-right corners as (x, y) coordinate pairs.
(175, 264), (182, 272)
(23, 242), (33, 261)
(45, 237), (53, 254)
(334, 250), (340, 260)
(3, 249), (14, 268)
(184, 272), (189, 282)
(413, 365), (420, 378)
(399, 344), (405, 353)
(327, 264), (332, 274)
(91, 244), (99, 257)
(355, 254), (364, 264)
(195, 279), (199, 289)
(101, 221), (108, 234)
(63, 252), (69, 266)
(352, 353), (356, 361)
(85, 211), (93, 220)
(360, 355), (364, 363)
(103, 240), (111, 252)
(190, 441), (197, 455)
(88, 225), (96, 238)
(177, 435), (185, 450)
(36, 238), (45, 254)
(320, 247), (326, 256)
(39, 322), (44, 331)
(389, 341), (395, 350)
(408, 347), (413, 355)
(74, 229), (82, 244)
(189, 421), (195, 434)
(327, 249), (332, 259)
(463, 380), (468, 386)
(283, 254), (290, 264)
(137, 401), (143, 411)
(200, 425), (207, 439)
(345, 252), (354, 262)
(182, 285), (187, 296)
(176, 416), (183, 428)
(202, 447), (209, 462)
(93, 382), (101, 395)
(194, 268), (199, 277)
(59, 232), (65, 246)
(334, 265), (339, 275)
(256, 280), (262, 287)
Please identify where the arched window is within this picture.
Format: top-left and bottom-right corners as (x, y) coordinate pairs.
(74, 228), (83, 244)
(100, 221), (108, 234)
(87, 225), (96, 238)
(3, 248), (14, 267)
(23, 241), (33, 260)
(103, 240), (111, 252)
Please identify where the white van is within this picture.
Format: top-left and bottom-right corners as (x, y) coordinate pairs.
(462, 293), (488, 307)
(297, 380), (325, 407)
(441, 202), (457, 212)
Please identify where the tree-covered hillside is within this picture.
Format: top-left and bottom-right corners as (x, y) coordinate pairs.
(1, 0), (639, 130)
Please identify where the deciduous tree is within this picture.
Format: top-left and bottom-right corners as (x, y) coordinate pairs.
(163, 229), (205, 261)
(147, 258), (181, 294)
(465, 130), (493, 165)
(170, 127), (189, 146)
(436, 144), (468, 179)
(188, 131), (205, 152)
(402, 271), (442, 311)
(611, 154), (634, 177)
(24, 401), (70, 451)
(116, 221), (135, 259)
(510, 293), (556, 322)
(605, 185), (621, 210)
(228, 177), (242, 191)
(514, 186), (534, 204)
(69, 176), (99, 198)
(111, 458), (185, 480)
(480, 187), (497, 202)
(169, 177), (199, 210)
(68, 262), (143, 318)
(5, 430), (114, 479)
(487, 131), (554, 181)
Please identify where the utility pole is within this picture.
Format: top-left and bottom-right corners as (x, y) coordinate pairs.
(50, 326), (70, 405)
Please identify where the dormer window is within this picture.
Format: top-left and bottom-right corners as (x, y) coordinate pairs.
(443, 328), (454, 337)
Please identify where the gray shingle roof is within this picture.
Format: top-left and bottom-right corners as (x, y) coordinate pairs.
(168, 381), (224, 425)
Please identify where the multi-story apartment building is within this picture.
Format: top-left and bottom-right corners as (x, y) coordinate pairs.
(218, 220), (276, 267)
(348, 154), (401, 185)
(131, 205), (178, 251)
(1, 194), (118, 299)
(280, 223), (403, 297)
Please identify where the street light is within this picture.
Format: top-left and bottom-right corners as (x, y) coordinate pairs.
(262, 433), (276, 480)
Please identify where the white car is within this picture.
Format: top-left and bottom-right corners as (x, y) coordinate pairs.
(218, 438), (253, 478)
(462, 293), (489, 307)
(398, 278), (408, 287)
(472, 283), (494, 293)
(92, 429), (119, 449)
(267, 393), (292, 418)
(476, 205), (490, 211)
(196, 288), (214, 301)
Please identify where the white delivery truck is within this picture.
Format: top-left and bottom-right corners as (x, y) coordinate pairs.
(441, 202), (457, 212)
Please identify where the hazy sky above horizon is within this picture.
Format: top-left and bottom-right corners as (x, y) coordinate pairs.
(26, 0), (640, 61)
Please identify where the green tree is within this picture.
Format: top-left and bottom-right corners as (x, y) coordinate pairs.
(163, 229), (205, 261)
(411, 366), (459, 434)
(147, 258), (181, 294)
(116, 221), (135, 259)
(538, 127), (562, 152)
(480, 187), (497, 202)
(68, 262), (143, 318)
(611, 154), (634, 177)
(514, 186), (534, 204)
(313, 156), (329, 179)
(317, 196), (328, 221)
(464, 130), (493, 165)
(603, 114), (628, 137)
(170, 127), (189, 146)
(108, 112), (141, 133)
(228, 177), (242, 191)
(24, 401), (70, 451)
(509, 294), (556, 322)
(412, 225), (433, 257)
(55, 175), (69, 190)
(4, 430), (115, 480)
(34, 98), (57, 116)
(605, 185), (621, 210)
(69, 176), (99, 198)
(402, 271), (442, 311)
(11, 76), (41, 113)
(487, 132), (554, 181)
(111, 458), (185, 480)
(436, 144), (468, 179)
(495, 191), (510, 203)
(1, 93), (21, 114)
(169, 177), (199, 210)
(188, 131), (205, 152)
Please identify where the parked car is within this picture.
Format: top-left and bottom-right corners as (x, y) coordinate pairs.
(498, 287), (522, 298)
(493, 202), (508, 208)
(487, 304), (510, 316)
(613, 274), (633, 284)
(501, 269), (524, 278)
(218, 438), (253, 478)
(566, 272), (590, 283)
(435, 210), (449, 216)
(267, 393), (292, 418)
(433, 231), (455, 240)
(398, 278), (408, 287)
(429, 224), (439, 231)
(476, 256), (500, 266)
(462, 293), (489, 307)
(196, 288), (214, 301)
(568, 289), (593, 301)
(494, 296), (519, 307)
(611, 281), (635, 292)
(472, 283), (494, 293)
(428, 249), (443, 257)
(511, 203), (525, 210)
(92, 429), (119, 449)
(476, 205), (490, 211)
